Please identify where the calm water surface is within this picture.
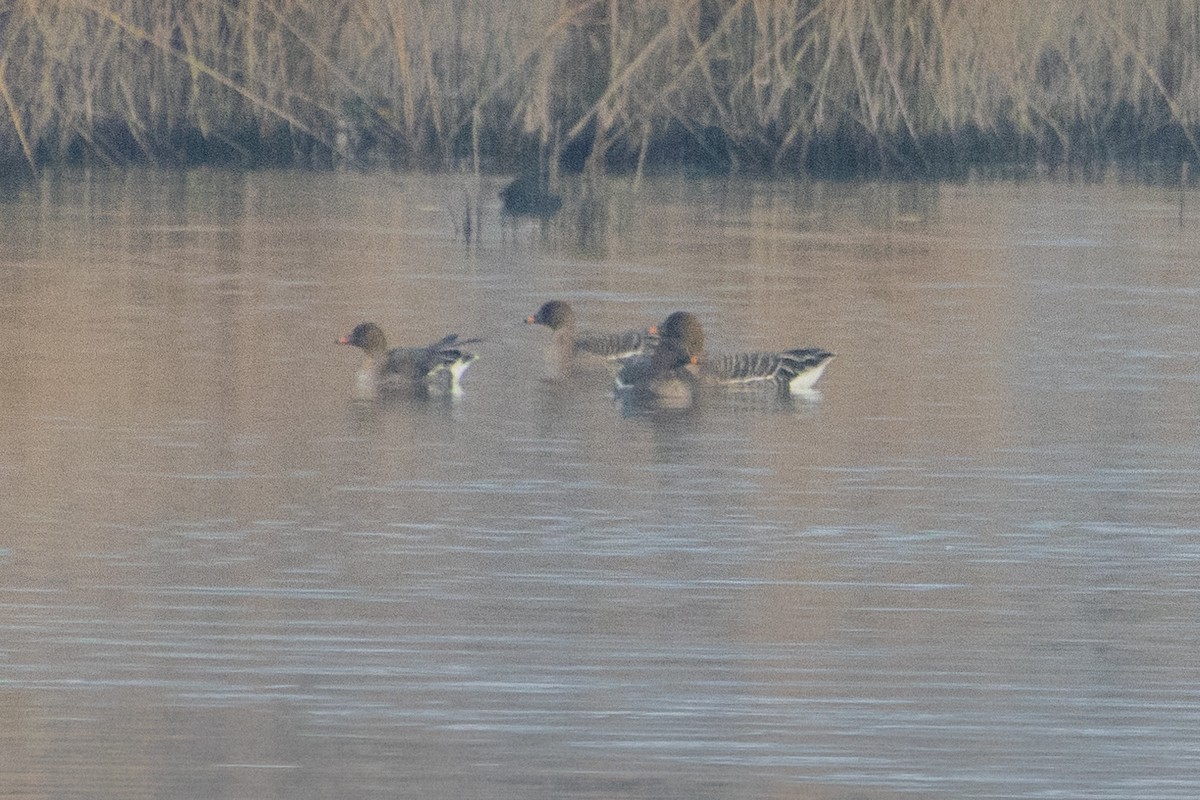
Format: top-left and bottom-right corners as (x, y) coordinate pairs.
(2, 169), (1199, 799)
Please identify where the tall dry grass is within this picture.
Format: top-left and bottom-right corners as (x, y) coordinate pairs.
(1, 0), (1199, 174)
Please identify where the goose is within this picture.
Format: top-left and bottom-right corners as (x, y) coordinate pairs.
(613, 334), (699, 408)
(525, 300), (657, 379)
(651, 311), (834, 394)
(337, 321), (480, 396)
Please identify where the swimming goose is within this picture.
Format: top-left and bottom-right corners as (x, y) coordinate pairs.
(500, 175), (562, 217)
(613, 334), (699, 407)
(337, 321), (480, 396)
(652, 311), (834, 394)
(525, 300), (658, 379)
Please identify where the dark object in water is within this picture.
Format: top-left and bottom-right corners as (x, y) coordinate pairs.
(500, 175), (562, 217)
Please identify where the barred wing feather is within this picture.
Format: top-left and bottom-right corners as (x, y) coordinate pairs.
(576, 329), (659, 361)
(704, 348), (834, 393)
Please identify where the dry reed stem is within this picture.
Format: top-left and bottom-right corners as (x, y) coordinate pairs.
(865, 3), (919, 146)
(0, 56), (37, 174)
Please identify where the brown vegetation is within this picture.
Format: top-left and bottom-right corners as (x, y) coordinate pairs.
(1, 0), (1199, 175)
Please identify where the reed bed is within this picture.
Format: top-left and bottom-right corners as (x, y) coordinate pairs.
(2, 0), (1199, 175)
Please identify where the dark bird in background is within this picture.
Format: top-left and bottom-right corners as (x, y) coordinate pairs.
(500, 174), (562, 218)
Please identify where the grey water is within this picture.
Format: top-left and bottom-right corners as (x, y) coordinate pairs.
(2, 168), (1200, 799)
